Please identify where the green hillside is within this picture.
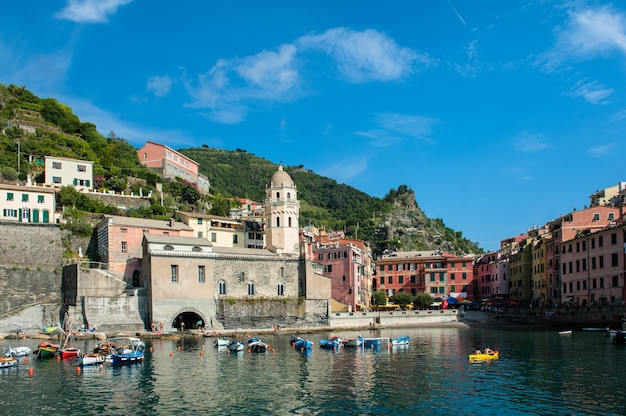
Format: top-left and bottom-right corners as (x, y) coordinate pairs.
(0, 84), (483, 256)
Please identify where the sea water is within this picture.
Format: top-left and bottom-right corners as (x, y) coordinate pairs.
(0, 327), (624, 415)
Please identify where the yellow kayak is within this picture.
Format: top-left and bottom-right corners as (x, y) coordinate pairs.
(468, 350), (499, 361)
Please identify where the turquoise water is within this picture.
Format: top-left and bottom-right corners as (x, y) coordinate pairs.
(1, 327), (625, 415)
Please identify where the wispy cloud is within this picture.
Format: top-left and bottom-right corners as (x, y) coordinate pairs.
(55, 0), (132, 23)
(587, 143), (615, 157)
(185, 28), (426, 124)
(319, 158), (368, 183)
(147, 75), (173, 97)
(566, 79), (613, 104)
(356, 113), (438, 147)
(610, 109), (626, 122)
(184, 44), (299, 124)
(297, 27), (429, 83)
(512, 131), (548, 152)
(539, 5), (626, 71)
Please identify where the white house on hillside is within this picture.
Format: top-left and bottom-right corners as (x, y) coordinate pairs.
(44, 156), (93, 191)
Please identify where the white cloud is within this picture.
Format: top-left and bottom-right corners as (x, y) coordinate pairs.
(55, 0), (132, 23)
(185, 45), (299, 122)
(319, 158), (368, 183)
(147, 75), (173, 97)
(610, 109), (626, 122)
(185, 28), (425, 123)
(355, 114), (437, 147)
(297, 27), (428, 83)
(587, 143), (615, 157)
(512, 131), (548, 152)
(566, 79), (613, 104)
(540, 5), (626, 71)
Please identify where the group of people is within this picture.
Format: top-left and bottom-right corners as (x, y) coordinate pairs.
(475, 347), (495, 355)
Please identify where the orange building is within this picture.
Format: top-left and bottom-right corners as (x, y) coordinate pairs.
(375, 250), (475, 300)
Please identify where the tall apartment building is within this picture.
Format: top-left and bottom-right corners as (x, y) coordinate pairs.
(560, 224), (626, 306)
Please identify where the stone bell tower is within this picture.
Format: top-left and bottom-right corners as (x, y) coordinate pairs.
(264, 164), (299, 255)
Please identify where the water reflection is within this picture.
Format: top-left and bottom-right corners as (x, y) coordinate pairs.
(1, 328), (626, 415)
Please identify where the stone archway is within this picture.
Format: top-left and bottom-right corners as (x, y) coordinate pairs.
(171, 309), (206, 331)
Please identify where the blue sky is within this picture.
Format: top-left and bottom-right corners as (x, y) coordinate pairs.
(2, 1), (625, 251)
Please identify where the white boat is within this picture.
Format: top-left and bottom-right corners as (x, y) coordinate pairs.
(213, 337), (230, 347)
(227, 341), (245, 352)
(391, 336), (411, 346)
(79, 353), (107, 366)
(0, 356), (18, 369)
(342, 337), (363, 348)
(4, 346), (32, 357)
(558, 330), (572, 335)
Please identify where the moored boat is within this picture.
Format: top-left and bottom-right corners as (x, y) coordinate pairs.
(293, 338), (313, 350)
(227, 341), (245, 352)
(79, 352), (107, 366)
(4, 346), (32, 357)
(108, 337), (145, 365)
(558, 330), (572, 335)
(33, 341), (60, 359)
(319, 336), (342, 350)
(0, 356), (18, 369)
(213, 337), (230, 347)
(391, 336), (411, 346)
(342, 336), (363, 348)
(60, 347), (82, 359)
(247, 338), (269, 353)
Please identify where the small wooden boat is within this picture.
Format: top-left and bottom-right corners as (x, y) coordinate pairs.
(108, 337), (145, 365)
(0, 356), (18, 369)
(391, 336), (411, 346)
(293, 338), (313, 350)
(558, 330), (572, 335)
(60, 347), (81, 359)
(79, 353), (106, 366)
(4, 346), (32, 357)
(342, 337), (363, 348)
(468, 350), (499, 361)
(247, 338), (269, 353)
(33, 341), (60, 359)
(227, 341), (245, 352)
(319, 337), (342, 349)
(213, 337), (230, 347)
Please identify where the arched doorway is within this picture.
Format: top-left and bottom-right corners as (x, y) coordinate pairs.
(172, 311), (205, 331)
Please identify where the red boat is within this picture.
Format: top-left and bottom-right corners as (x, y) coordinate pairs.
(60, 347), (81, 359)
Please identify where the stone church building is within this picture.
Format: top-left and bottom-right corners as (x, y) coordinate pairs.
(63, 165), (331, 331)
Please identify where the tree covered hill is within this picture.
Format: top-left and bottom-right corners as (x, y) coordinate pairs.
(0, 84), (483, 256)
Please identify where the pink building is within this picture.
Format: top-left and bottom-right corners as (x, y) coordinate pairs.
(96, 215), (194, 284)
(474, 251), (509, 299)
(312, 234), (372, 311)
(137, 141), (209, 193)
(549, 205), (621, 304)
(560, 224), (626, 306)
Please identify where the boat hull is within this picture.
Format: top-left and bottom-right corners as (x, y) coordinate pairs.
(79, 353), (106, 366)
(468, 351), (499, 361)
(0, 357), (18, 368)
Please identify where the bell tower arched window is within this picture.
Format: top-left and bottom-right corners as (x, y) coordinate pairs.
(277, 217), (280, 227)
